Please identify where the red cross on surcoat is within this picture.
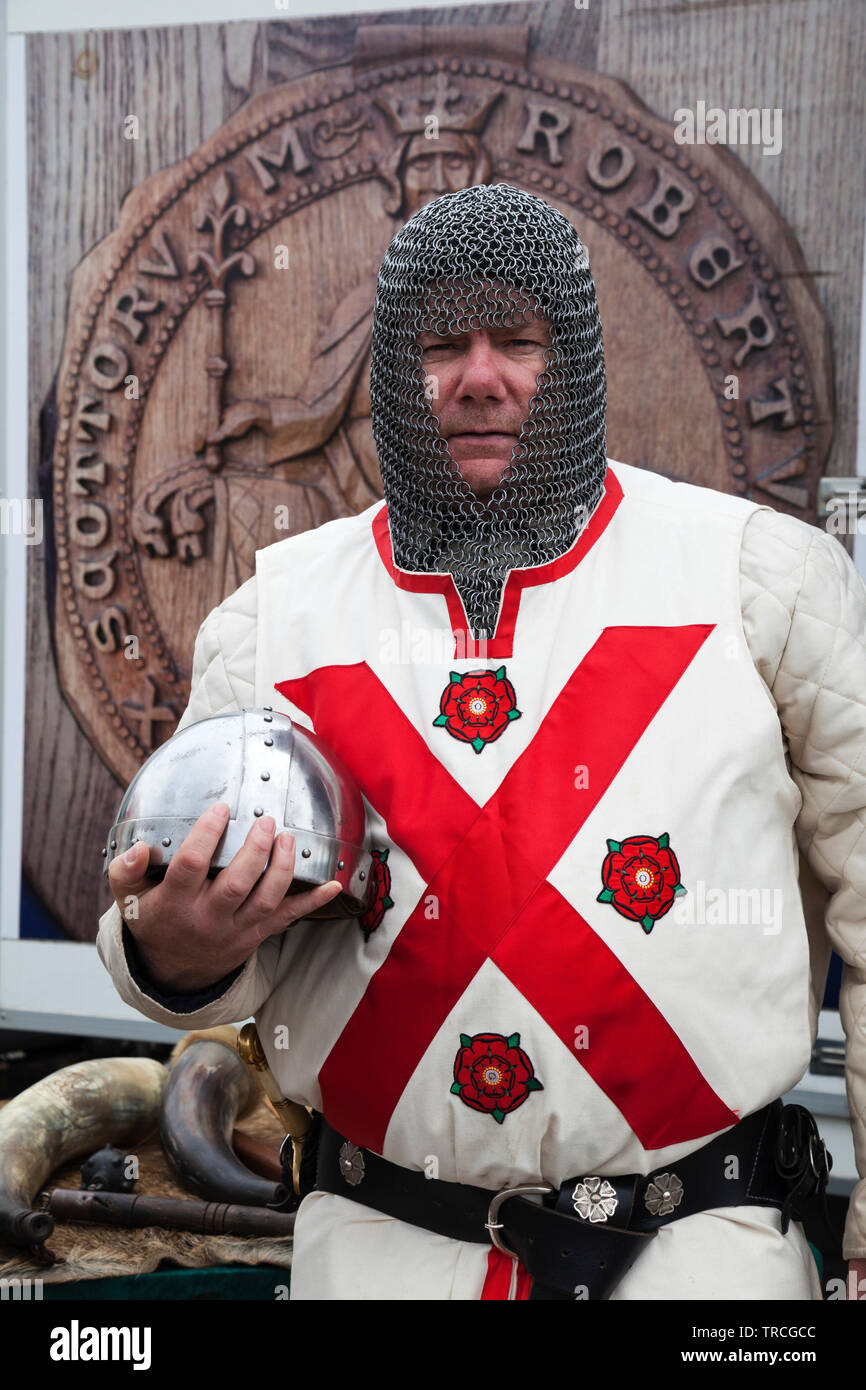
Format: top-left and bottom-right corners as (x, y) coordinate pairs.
(277, 623), (738, 1154)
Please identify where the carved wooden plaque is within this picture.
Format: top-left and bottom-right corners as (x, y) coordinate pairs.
(48, 23), (833, 791)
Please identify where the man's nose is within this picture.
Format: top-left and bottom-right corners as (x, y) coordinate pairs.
(454, 339), (508, 399)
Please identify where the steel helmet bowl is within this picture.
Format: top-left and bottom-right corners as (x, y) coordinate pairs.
(103, 707), (374, 918)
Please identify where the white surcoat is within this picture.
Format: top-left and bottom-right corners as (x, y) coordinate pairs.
(97, 459), (866, 1298)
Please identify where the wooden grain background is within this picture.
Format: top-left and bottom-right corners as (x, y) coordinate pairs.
(25, 0), (866, 941)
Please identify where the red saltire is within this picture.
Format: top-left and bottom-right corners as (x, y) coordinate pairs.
(276, 623), (737, 1155)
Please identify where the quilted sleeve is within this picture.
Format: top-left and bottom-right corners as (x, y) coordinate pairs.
(175, 574), (258, 732)
(741, 508), (866, 1260)
(95, 573), (283, 1029)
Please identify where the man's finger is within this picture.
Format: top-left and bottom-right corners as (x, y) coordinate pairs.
(233, 831), (297, 931)
(107, 841), (156, 918)
(207, 813), (277, 914)
(258, 880), (344, 941)
(163, 802), (231, 901)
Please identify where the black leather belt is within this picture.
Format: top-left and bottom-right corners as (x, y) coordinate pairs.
(313, 1101), (831, 1300)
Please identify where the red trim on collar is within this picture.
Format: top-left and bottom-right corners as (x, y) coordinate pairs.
(371, 464), (624, 659)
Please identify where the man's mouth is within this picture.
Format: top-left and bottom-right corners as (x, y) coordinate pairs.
(449, 431), (515, 440)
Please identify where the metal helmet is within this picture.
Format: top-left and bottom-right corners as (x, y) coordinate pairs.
(103, 708), (373, 918)
(369, 181), (608, 640)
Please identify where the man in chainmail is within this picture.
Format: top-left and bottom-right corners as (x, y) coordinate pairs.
(370, 183), (607, 639)
(99, 183), (866, 1302)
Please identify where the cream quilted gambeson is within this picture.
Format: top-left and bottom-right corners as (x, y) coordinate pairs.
(96, 501), (866, 1261)
(740, 508), (866, 1260)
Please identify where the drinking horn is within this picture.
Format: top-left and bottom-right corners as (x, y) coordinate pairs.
(159, 1026), (283, 1207)
(0, 1056), (166, 1262)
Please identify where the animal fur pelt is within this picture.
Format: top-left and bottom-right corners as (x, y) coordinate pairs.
(0, 1028), (290, 1285)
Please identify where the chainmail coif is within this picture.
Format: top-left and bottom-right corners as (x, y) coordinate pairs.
(369, 182), (608, 640)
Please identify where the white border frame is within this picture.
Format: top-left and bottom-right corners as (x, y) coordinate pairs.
(0, 25), (181, 1039)
(7, 0), (493, 36)
(1, 32), (27, 952)
(1, 2), (864, 1043)
(855, 188), (866, 579)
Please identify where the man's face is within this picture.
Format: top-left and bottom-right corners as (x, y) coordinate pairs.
(417, 313), (551, 500)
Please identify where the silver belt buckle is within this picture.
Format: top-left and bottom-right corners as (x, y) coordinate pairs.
(485, 1183), (555, 1259)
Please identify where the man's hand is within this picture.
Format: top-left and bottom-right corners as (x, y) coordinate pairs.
(107, 801), (342, 993)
